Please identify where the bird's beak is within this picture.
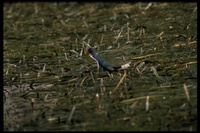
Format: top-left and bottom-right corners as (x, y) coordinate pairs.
(85, 49), (89, 54)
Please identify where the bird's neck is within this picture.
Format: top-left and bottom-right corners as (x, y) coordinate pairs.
(91, 53), (102, 62)
(91, 52), (98, 58)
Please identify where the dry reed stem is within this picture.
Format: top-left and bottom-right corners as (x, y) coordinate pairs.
(145, 96), (150, 111)
(136, 61), (145, 74)
(67, 106), (76, 124)
(113, 71), (127, 92)
(171, 41), (196, 48)
(151, 66), (165, 81)
(90, 71), (95, 84)
(83, 17), (88, 28)
(121, 95), (159, 104)
(80, 76), (89, 87)
(82, 34), (89, 41)
(183, 83), (190, 102)
(67, 77), (78, 83)
(182, 61), (197, 66)
(79, 48), (83, 57)
(96, 93), (99, 102)
(44, 92), (49, 102)
(42, 63), (46, 72)
(100, 78), (104, 95)
(126, 22), (130, 43)
(115, 27), (124, 43)
(64, 52), (70, 61)
(132, 52), (164, 60)
(70, 49), (79, 57)
(100, 35), (104, 44)
(23, 55), (25, 63)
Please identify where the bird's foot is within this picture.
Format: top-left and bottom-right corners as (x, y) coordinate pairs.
(108, 73), (113, 78)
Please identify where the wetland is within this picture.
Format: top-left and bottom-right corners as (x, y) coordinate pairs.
(3, 2), (197, 131)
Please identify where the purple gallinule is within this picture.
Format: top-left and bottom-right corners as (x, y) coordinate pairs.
(85, 48), (131, 73)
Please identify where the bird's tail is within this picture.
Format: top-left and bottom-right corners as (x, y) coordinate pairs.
(113, 61), (132, 71)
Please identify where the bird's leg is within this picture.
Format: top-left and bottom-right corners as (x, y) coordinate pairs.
(117, 72), (122, 77)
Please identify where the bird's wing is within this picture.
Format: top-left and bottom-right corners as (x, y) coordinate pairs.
(99, 58), (114, 71)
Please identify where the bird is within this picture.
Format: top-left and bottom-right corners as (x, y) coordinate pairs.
(85, 48), (131, 74)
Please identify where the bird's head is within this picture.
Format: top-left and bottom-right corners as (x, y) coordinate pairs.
(85, 48), (95, 54)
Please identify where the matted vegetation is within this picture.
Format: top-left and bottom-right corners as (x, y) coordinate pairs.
(4, 2), (197, 131)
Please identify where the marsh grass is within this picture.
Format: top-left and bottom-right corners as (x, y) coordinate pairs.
(4, 2), (197, 131)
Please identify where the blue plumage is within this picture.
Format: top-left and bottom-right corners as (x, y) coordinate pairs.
(86, 48), (121, 73)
